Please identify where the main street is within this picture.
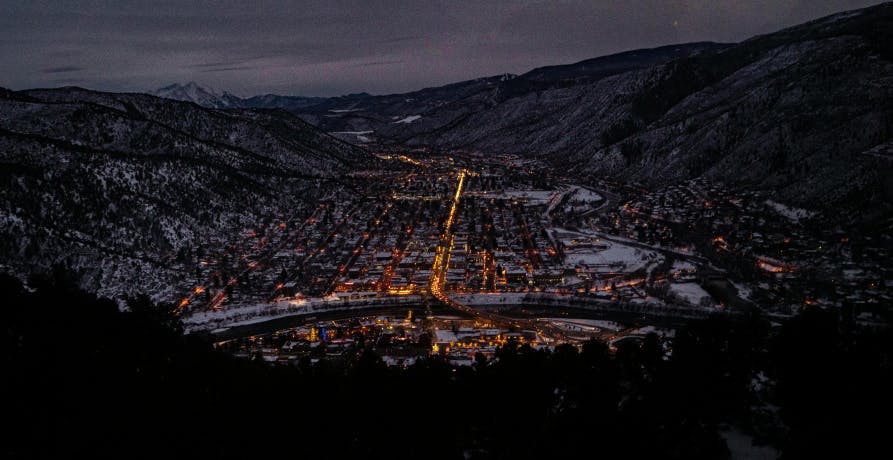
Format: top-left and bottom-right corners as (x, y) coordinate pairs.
(427, 166), (571, 341)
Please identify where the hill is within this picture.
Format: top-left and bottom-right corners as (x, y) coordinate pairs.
(0, 86), (371, 298)
(393, 3), (893, 224)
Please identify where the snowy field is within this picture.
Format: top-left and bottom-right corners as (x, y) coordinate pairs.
(669, 282), (714, 305)
(569, 186), (602, 203)
(564, 242), (660, 272)
(562, 185), (604, 213)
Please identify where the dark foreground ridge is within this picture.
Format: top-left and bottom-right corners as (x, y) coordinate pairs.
(4, 267), (891, 459)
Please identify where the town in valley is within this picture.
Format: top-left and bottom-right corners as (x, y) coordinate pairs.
(171, 149), (889, 365)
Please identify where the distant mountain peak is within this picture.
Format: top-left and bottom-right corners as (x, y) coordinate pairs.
(151, 82), (243, 109)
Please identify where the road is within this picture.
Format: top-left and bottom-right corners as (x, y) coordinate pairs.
(427, 167), (572, 342)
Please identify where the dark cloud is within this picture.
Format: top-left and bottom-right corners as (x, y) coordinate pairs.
(353, 60), (405, 67)
(1, 0), (886, 96)
(199, 66), (255, 73)
(189, 60), (258, 68)
(41, 66), (84, 74)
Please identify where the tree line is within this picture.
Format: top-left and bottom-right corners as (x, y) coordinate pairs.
(3, 266), (890, 459)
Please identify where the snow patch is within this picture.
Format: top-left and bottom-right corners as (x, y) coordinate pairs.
(393, 115), (421, 124)
(669, 282), (713, 306)
(765, 199), (816, 222)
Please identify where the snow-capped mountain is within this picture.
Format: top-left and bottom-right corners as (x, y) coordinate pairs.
(152, 83), (328, 114)
(152, 81), (244, 108)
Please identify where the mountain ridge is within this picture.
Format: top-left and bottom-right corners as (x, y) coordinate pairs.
(151, 81), (244, 109)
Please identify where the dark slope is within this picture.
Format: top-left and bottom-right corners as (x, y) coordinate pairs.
(276, 44), (724, 145)
(521, 42), (727, 82)
(398, 2), (893, 223)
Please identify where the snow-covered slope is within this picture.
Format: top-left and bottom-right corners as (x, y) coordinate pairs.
(0, 87), (372, 298)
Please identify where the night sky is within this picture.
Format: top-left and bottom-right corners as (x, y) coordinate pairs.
(1, 0), (885, 96)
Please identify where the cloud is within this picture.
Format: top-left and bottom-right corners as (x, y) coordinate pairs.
(198, 66), (255, 73)
(353, 60), (404, 68)
(41, 66), (84, 74)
